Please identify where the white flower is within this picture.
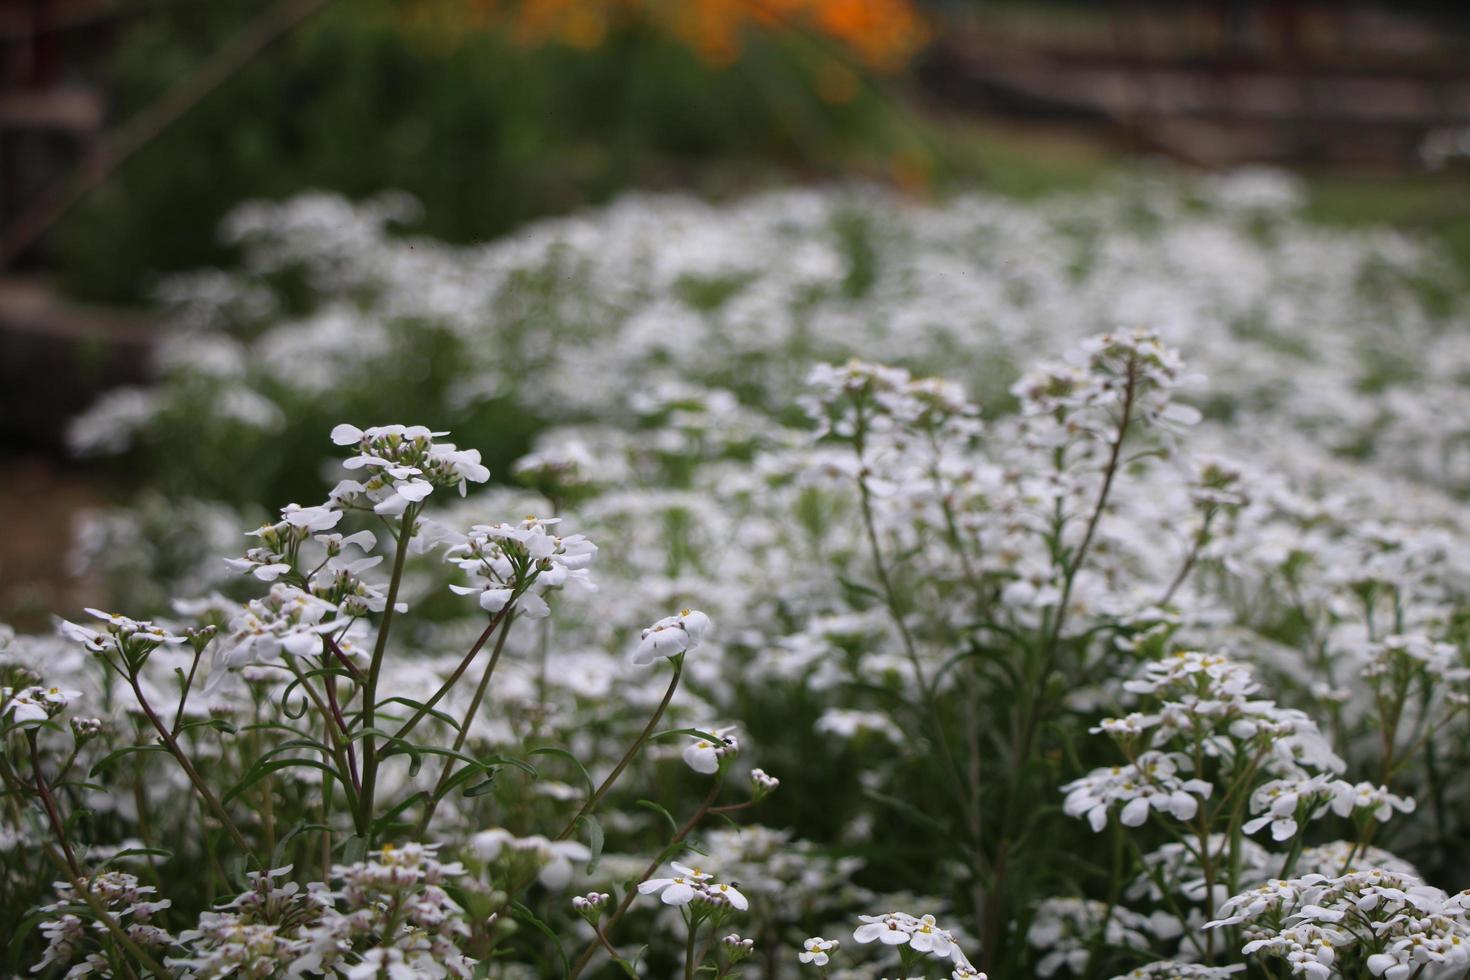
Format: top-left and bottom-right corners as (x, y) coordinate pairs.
(281, 502), (343, 533)
(470, 830), (589, 890)
(637, 862), (713, 907)
(1328, 782), (1415, 823)
(633, 609), (711, 665)
(206, 585), (348, 691)
(445, 518), (597, 620)
(1062, 752), (1212, 832)
(1242, 775), (1339, 841)
(331, 423), (489, 515)
(698, 880), (750, 911)
(909, 914), (960, 961)
(4, 685), (81, 724)
(814, 708), (905, 744)
(683, 728), (738, 774)
(799, 936), (838, 966)
(61, 609), (187, 656)
(853, 912), (915, 946)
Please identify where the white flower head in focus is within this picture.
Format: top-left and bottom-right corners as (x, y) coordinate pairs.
(683, 728), (739, 775)
(799, 936), (838, 966)
(3, 685), (82, 725)
(633, 609), (711, 666)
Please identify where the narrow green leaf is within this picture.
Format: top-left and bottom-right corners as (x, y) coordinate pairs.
(176, 718), (238, 736)
(650, 727), (724, 744)
(89, 743), (168, 777)
(529, 746), (595, 797)
(509, 900), (570, 978)
(463, 778), (497, 798)
(636, 799), (678, 836)
(223, 757), (343, 805)
(375, 696), (462, 731)
(98, 846), (173, 867)
(581, 814), (604, 875)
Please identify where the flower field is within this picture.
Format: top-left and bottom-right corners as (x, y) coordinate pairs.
(7, 169), (1470, 979)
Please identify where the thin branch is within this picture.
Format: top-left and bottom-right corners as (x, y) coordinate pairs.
(556, 657), (684, 841)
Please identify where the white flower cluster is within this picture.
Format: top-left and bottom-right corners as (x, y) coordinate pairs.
(170, 865), (332, 978)
(32, 872), (174, 977)
(1063, 750), (1215, 832)
(1110, 962), (1243, 979)
(1012, 328), (1202, 437)
(60, 608), (187, 660)
(26, 176), (1470, 979)
(322, 843), (476, 978)
(1207, 870), (1470, 980)
(639, 861), (750, 911)
(472, 828), (591, 890)
(1067, 649), (1356, 840)
(331, 424), (490, 515)
(224, 503), (345, 581)
(850, 910), (980, 976)
(207, 584), (349, 688)
(2, 683), (82, 725)
(165, 845), (474, 979)
(1029, 898), (1182, 978)
(445, 517), (597, 618)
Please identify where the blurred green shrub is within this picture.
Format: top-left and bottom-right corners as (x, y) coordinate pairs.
(55, 0), (931, 302)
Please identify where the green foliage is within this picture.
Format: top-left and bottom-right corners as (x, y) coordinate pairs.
(55, 0), (915, 303)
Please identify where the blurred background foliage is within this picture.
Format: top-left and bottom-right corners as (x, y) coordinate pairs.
(54, 0), (941, 302)
(9, 0), (1470, 625)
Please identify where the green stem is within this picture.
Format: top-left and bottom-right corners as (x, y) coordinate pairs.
(684, 912), (699, 980)
(556, 656), (684, 841)
(127, 673), (257, 863)
(853, 439), (973, 831)
(357, 506), (416, 840)
(414, 611), (517, 838)
(566, 777), (724, 979)
(28, 730), (81, 878)
(390, 603), (513, 742)
(170, 645), (206, 736)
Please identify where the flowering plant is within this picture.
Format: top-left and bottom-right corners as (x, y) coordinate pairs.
(9, 174), (1470, 978)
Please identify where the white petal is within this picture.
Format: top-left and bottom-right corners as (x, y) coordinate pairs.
(1120, 796), (1150, 827)
(331, 424), (363, 446)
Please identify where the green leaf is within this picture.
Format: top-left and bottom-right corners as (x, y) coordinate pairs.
(433, 763), (488, 801)
(650, 727), (725, 744)
(344, 727), (404, 744)
(529, 746), (595, 797)
(862, 786), (953, 837)
(837, 575), (882, 600)
(375, 696), (462, 731)
(5, 909), (48, 972)
(636, 799), (678, 836)
(382, 742), (536, 778)
(97, 846), (173, 867)
(89, 743), (169, 777)
(273, 821), (331, 867)
(581, 814), (604, 875)
(176, 718), (238, 736)
(509, 900), (570, 978)
(238, 720), (316, 739)
(463, 778), (497, 798)
(223, 757), (343, 805)
(369, 792), (427, 836)
(338, 834), (368, 864)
